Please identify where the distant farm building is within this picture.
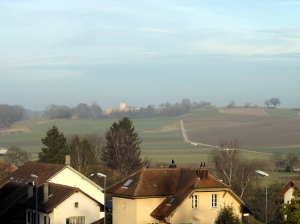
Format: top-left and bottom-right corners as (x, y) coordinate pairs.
(0, 148), (8, 158)
(106, 102), (140, 114)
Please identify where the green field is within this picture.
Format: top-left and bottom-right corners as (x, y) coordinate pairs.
(0, 108), (299, 164)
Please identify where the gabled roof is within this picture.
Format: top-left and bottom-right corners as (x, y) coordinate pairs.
(277, 180), (300, 198)
(0, 181), (28, 216)
(0, 161), (66, 189)
(0, 162), (18, 173)
(107, 168), (246, 220)
(19, 183), (101, 213)
(0, 162), (66, 217)
(107, 168), (182, 197)
(107, 168), (228, 197)
(0, 161), (103, 217)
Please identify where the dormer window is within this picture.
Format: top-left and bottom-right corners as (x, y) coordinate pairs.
(122, 179), (134, 188)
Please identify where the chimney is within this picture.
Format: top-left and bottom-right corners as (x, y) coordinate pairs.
(28, 182), (33, 198)
(44, 182), (49, 202)
(196, 169), (209, 179)
(65, 155), (70, 165)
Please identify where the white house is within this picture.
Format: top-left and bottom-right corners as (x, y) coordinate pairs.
(0, 147), (8, 158)
(277, 180), (300, 203)
(0, 161), (104, 224)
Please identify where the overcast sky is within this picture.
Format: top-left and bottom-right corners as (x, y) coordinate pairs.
(1, 0), (299, 111)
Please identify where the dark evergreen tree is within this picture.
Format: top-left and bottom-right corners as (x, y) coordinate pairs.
(101, 117), (143, 177)
(38, 125), (69, 164)
(109, 117), (142, 150)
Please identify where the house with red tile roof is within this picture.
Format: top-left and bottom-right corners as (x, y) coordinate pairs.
(277, 180), (300, 203)
(0, 161), (104, 224)
(0, 161), (18, 180)
(107, 167), (249, 224)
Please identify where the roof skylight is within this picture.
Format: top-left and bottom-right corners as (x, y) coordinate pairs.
(167, 197), (176, 205)
(122, 179), (134, 188)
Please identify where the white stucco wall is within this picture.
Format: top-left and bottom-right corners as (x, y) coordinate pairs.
(49, 167), (104, 204)
(50, 191), (100, 224)
(284, 187), (294, 203)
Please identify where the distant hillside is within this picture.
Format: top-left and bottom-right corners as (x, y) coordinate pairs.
(0, 108), (299, 163)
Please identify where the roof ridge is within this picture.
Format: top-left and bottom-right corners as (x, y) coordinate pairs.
(173, 168), (183, 195)
(134, 169), (144, 196)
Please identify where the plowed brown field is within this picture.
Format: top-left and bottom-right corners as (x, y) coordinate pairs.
(183, 114), (300, 147)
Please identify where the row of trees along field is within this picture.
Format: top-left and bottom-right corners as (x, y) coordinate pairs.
(0, 105), (27, 128)
(1, 117), (299, 223)
(0, 99), (212, 127)
(0, 97), (283, 127)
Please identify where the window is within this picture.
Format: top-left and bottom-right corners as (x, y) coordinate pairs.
(122, 179), (134, 188)
(69, 216), (85, 224)
(44, 216), (50, 224)
(27, 210), (31, 223)
(75, 202), (78, 208)
(212, 194), (218, 207)
(192, 195), (198, 209)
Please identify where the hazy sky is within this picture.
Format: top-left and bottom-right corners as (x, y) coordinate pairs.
(1, 0), (300, 111)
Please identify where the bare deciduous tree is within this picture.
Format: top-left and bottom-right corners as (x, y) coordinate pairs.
(69, 135), (97, 176)
(212, 139), (241, 189)
(212, 139), (264, 198)
(5, 145), (28, 166)
(285, 152), (299, 172)
(270, 152), (285, 172)
(250, 182), (283, 223)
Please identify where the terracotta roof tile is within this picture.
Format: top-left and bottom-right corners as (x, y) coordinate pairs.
(0, 161), (67, 217)
(107, 168), (181, 197)
(277, 180), (300, 198)
(0, 181), (28, 216)
(0, 161), (66, 188)
(0, 162), (18, 173)
(19, 183), (101, 212)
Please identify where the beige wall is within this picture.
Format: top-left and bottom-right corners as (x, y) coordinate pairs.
(171, 190), (242, 224)
(113, 190), (242, 224)
(112, 197), (165, 224)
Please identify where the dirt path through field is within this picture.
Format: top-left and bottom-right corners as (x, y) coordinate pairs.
(180, 120), (215, 147)
(180, 120), (274, 156)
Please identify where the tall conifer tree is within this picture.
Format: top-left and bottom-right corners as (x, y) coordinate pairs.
(38, 125), (69, 164)
(101, 117), (142, 176)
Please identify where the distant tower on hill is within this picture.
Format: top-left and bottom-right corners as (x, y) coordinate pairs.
(120, 102), (126, 109)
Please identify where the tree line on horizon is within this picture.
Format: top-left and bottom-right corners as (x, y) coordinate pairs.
(0, 99), (211, 127)
(0, 97), (283, 128)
